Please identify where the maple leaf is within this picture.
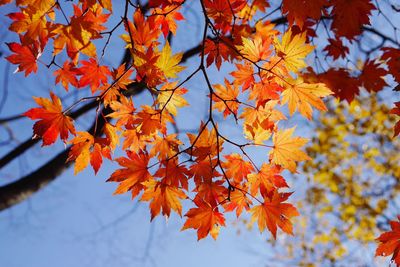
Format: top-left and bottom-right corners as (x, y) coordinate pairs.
(221, 153), (254, 184)
(212, 79), (240, 118)
(323, 38), (349, 60)
(53, 60), (81, 91)
(107, 150), (152, 198)
(223, 186), (252, 217)
(79, 58), (111, 93)
(282, 0), (328, 28)
(134, 105), (173, 136)
(318, 68), (361, 103)
(187, 124), (223, 160)
(359, 60), (387, 93)
(196, 179), (228, 207)
(230, 62), (255, 91)
(154, 159), (190, 190)
(155, 41), (186, 78)
(141, 179), (187, 220)
(331, 0), (375, 39)
(153, 5), (184, 38)
(67, 131), (111, 174)
(282, 78), (333, 120)
(67, 131), (94, 174)
(107, 96), (136, 129)
(156, 81), (189, 116)
(247, 164), (288, 197)
(250, 190), (299, 238)
(269, 127), (310, 172)
(236, 35), (272, 62)
(382, 48), (400, 84)
(24, 92), (76, 146)
(149, 134), (182, 160)
(122, 10), (160, 48)
(375, 215), (400, 266)
(204, 38), (232, 70)
(181, 198), (226, 240)
(6, 41), (41, 76)
(274, 29), (314, 73)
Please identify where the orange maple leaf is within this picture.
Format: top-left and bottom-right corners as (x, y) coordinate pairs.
(107, 150), (152, 198)
(222, 153), (254, 184)
(79, 58), (111, 93)
(67, 131), (111, 174)
(247, 163), (288, 197)
(212, 79), (240, 118)
(250, 190), (299, 238)
(181, 198), (226, 240)
(141, 179), (187, 220)
(24, 92), (76, 146)
(53, 60), (81, 91)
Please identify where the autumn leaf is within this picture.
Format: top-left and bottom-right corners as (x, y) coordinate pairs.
(318, 68), (361, 103)
(67, 131), (94, 174)
(141, 179), (187, 220)
(331, 0), (375, 39)
(270, 127), (310, 172)
(359, 60), (387, 93)
(221, 153), (254, 184)
(79, 58), (111, 93)
(107, 150), (152, 198)
(274, 29), (314, 73)
(282, 0), (328, 28)
(212, 79), (240, 118)
(24, 92), (76, 146)
(153, 5), (184, 38)
(156, 81), (188, 116)
(230, 62), (255, 91)
(6, 41), (41, 76)
(53, 60), (81, 91)
(204, 38), (232, 70)
(237, 35), (272, 62)
(181, 198), (226, 240)
(323, 38), (349, 60)
(250, 190), (299, 238)
(375, 215), (400, 266)
(149, 134), (182, 160)
(247, 164), (288, 197)
(223, 186), (252, 217)
(155, 41), (186, 78)
(107, 96), (136, 129)
(382, 48), (400, 83)
(281, 78), (333, 120)
(67, 131), (111, 174)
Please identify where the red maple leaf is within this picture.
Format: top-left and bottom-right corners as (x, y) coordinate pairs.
(24, 92), (76, 145)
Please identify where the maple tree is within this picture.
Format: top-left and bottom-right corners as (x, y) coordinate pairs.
(1, 0), (400, 265)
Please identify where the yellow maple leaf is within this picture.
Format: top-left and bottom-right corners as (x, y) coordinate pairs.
(269, 127), (310, 172)
(274, 29), (314, 73)
(236, 35), (271, 62)
(282, 78), (333, 120)
(157, 81), (188, 116)
(156, 41), (186, 78)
